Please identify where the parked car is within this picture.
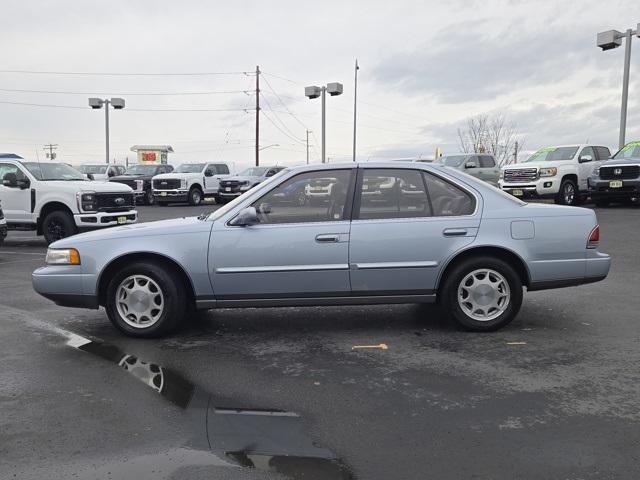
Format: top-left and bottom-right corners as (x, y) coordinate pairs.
(588, 141), (640, 207)
(152, 162), (230, 206)
(0, 160), (136, 244)
(217, 166), (285, 203)
(32, 162), (610, 337)
(109, 164), (174, 205)
(499, 144), (611, 205)
(0, 200), (6, 246)
(78, 163), (127, 181)
(434, 154), (500, 186)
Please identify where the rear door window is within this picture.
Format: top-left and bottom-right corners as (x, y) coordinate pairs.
(422, 172), (475, 216)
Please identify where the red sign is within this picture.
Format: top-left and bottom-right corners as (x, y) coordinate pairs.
(141, 152), (157, 162)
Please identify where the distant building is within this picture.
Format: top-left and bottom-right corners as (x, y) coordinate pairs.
(130, 145), (174, 165)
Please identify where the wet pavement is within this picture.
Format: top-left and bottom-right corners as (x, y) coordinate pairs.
(2, 204), (640, 479)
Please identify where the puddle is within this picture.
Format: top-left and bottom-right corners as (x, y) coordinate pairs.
(67, 336), (354, 479)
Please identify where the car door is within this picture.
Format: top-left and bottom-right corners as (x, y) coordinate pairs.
(349, 168), (480, 295)
(0, 162), (32, 222)
(210, 168), (355, 300)
(478, 155), (500, 185)
(577, 146), (596, 191)
(203, 163), (226, 193)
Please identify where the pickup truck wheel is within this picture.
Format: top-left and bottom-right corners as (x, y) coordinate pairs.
(441, 256), (523, 332)
(105, 261), (185, 338)
(43, 210), (77, 244)
(555, 179), (578, 205)
(145, 190), (155, 205)
(189, 187), (203, 206)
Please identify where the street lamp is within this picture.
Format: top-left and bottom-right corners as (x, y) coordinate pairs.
(89, 97), (125, 163)
(305, 82), (343, 163)
(597, 24), (640, 149)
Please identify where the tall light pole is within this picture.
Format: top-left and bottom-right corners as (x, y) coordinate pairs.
(597, 24), (639, 149)
(305, 82), (343, 163)
(89, 97), (125, 163)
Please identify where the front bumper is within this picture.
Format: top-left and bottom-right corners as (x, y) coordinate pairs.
(74, 210), (137, 228)
(499, 179), (558, 199)
(154, 190), (189, 202)
(588, 177), (640, 199)
(32, 266), (99, 309)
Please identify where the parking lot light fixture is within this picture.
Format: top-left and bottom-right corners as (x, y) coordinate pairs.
(305, 82), (343, 163)
(597, 25), (639, 149)
(88, 97), (126, 163)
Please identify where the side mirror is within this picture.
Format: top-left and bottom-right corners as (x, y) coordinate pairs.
(229, 206), (259, 226)
(579, 155), (593, 163)
(2, 172), (17, 188)
(17, 178), (30, 189)
(204, 169), (214, 177)
(87, 173), (95, 181)
(108, 169), (115, 177)
(465, 162), (477, 169)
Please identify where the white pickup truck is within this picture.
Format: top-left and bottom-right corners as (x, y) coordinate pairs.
(151, 162), (230, 206)
(0, 159), (137, 244)
(499, 144), (611, 205)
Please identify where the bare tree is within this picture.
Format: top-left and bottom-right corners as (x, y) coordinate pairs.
(457, 113), (524, 166)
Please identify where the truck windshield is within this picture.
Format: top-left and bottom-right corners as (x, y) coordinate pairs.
(612, 142), (640, 160)
(23, 162), (85, 181)
(524, 146), (578, 162)
(125, 165), (158, 175)
(435, 155), (471, 167)
(175, 163), (205, 173)
(238, 167), (268, 176)
(79, 165), (108, 174)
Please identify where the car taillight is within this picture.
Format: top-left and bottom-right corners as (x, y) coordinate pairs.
(587, 225), (600, 249)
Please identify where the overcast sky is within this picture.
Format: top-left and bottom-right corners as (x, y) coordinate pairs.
(0, 0), (638, 170)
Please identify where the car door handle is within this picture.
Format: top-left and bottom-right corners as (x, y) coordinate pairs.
(315, 234), (340, 243)
(443, 228), (468, 237)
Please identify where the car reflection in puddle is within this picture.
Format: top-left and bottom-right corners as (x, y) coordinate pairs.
(66, 336), (353, 480)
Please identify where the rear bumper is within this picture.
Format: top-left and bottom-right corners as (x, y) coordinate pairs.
(528, 252), (611, 291)
(32, 267), (99, 309)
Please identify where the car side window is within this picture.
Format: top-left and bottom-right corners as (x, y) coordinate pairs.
(266, 169), (277, 177)
(422, 172), (475, 216)
(0, 163), (27, 182)
(356, 169), (431, 220)
(580, 147), (595, 159)
(479, 156), (495, 168)
(595, 147), (611, 160)
(251, 169), (352, 224)
(216, 164), (230, 175)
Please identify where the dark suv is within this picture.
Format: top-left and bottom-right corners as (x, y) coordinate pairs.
(109, 164), (174, 205)
(588, 141), (640, 206)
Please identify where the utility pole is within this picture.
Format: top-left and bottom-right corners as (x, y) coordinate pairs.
(352, 59), (359, 162)
(255, 65), (260, 167)
(43, 144), (58, 160)
(306, 130), (310, 164)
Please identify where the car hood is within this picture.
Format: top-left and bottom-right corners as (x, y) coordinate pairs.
(51, 216), (212, 247)
(110, 174), (153, 181)
(599, 158), (640, 166)
(43, 180), (132, 192)
(153, 172), (202, 180)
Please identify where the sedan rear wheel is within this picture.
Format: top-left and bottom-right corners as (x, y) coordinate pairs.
(105, 262), (185, 337)
(442, 256), (523, 331)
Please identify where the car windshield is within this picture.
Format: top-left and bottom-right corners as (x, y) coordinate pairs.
(22, 162), (86, 181)
(612, 142), (640, 160)
(79, 164), (108, 174)
(435, 155), (471, 167)
(523, 146), (578, 162)
(238, 167), (269, 177)
(125, 165), (158, 175)
(175, 163), (205, 173)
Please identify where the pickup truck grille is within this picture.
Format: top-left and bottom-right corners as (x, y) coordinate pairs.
(153, 179), (181, 190)
(220, 180), (243, 193)
(111, 179), (139, 190)
(503, 168), (538, 183)
(96, 193), (134, 212)
(599, 165), (640, 180)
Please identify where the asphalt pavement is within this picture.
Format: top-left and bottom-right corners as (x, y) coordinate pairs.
(1, 202), (640, 479)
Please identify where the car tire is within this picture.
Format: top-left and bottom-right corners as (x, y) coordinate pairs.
(105, 261), (186, 338)
(145, 190), (155, 205)
(441, 256), (523, 332)
(189, 187), (203, 206)
(43, 210), (77, 245)
(555, 179), (578, 205)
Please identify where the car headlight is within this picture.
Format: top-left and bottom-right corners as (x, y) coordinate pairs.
(499, 170), (504, 179)
(592, 166), (601, 176)
(539, 167), (557, 177)
(180, 179), (187, 189)
(76, 191), (97, 212)
(46, 248), (81, 265)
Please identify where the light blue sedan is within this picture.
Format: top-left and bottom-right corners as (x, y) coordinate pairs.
(32, 162), (611, 337)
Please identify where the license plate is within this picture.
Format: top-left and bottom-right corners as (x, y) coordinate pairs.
(117, 216), (127, 224)
(160, 191), (167, 196)
(225, 187), (231, 192)
(609, 180), (623, 188)
(512, 189), (524, 196)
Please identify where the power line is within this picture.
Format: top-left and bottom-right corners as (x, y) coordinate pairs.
(261, 71), (303, 86)
(261, 110), (307, 145)
(0, 69), (251, 76)
(0, 87), (249, 96)
(262, 75), (310, 131)
(259, 93), (305, 143)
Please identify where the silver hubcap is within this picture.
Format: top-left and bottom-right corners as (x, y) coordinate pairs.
(564, 183), (575, 204)
(458, 269), (510, 321)
(192, 191), (201, 203)
(115, 275), (164, 328)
